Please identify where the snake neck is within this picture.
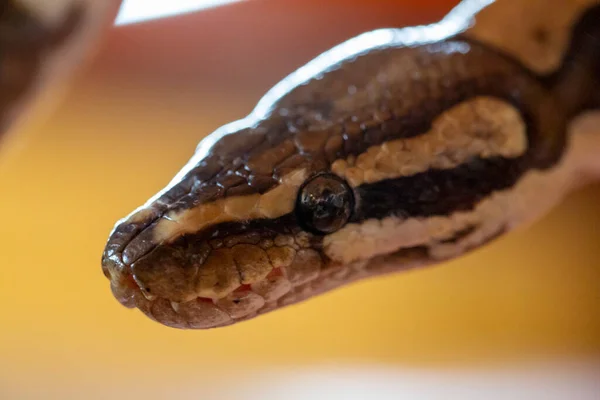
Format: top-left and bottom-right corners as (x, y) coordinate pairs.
(549, 3), (600, 117)
(466, 0), (600, 184)
(465, 0), (600, 113)
(553, 3), (600, 184)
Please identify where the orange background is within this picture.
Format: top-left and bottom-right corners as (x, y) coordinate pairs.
(0, 0), (599, 398)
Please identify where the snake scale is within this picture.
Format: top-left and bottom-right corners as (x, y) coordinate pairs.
(4, 0), (599, 330)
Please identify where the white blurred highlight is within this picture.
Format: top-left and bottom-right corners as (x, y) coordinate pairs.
(216, 364), (600, 400)
(115, 0), (243, 25)
(4, 362), (599, 400)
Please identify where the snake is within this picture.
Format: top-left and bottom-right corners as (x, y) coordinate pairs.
(10, 0), (598, 330)
(99, 0), (600, 329)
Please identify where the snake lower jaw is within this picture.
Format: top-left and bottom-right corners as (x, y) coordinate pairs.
(100, 232), (444, 329)
(103, 261), (338, 329)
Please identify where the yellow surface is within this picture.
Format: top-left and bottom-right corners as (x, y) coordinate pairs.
(0, 0), (599, 397)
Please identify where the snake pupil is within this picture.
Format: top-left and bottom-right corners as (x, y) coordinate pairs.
(296, 173), (354, 235)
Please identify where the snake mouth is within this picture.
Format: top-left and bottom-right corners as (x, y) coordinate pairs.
(101, 209), (333, 329)
(105, 256), (291, 329)
(104, 240), (338, 330)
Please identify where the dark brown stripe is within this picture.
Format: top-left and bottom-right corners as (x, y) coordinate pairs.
(546, 4), (600, 115)
(119, 213), (304, 267)
(127, 214), (311, 280)
(353, 156), (525, 221)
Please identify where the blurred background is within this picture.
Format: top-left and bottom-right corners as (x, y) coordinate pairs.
(0, 0), (599, 398)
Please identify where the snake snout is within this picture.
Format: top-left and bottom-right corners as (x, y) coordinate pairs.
(101, 205), (167, 307)
(101, 200), (333, 328)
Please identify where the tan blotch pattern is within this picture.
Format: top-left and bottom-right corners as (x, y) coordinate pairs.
(324, 154), (576, 265)
(466, 0), (599, 74)
(151, 168), (307, 244)
(331, 97), (527, 187)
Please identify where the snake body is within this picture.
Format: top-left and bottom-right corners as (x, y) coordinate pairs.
(101, 0), (600, 329)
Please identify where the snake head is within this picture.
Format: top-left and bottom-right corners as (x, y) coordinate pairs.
(101, 118), (370, 329)
(101, 94), (535, 329)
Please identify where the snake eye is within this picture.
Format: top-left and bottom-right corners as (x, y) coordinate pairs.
(296, 173), (354, 235)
